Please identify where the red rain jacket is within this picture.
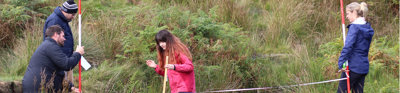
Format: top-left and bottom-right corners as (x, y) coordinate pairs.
(155, 53), (196, 93)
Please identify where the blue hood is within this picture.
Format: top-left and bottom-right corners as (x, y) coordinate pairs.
(54, 6), (71, 22)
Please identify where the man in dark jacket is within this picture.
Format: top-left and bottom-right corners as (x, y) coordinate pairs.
(42, 0), (78, 90)
(43, 0), (77, 57)
(23, 25), (84, 93)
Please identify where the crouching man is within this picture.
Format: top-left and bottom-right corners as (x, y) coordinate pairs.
(22, 25), (84, 93)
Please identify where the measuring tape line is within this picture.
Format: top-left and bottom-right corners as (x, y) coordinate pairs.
(204, 78), (348, 93)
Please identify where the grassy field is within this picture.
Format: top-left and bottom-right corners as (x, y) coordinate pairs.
(0, 0), (399, 92)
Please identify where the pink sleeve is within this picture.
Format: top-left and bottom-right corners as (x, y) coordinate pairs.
(155, 65), (164, 76)
(174, 54), (194, 73)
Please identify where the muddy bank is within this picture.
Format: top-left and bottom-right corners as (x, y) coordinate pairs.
(0, 81), (22, 93)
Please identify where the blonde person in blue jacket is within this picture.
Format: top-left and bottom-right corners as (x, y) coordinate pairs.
(337, 2), (374, 93)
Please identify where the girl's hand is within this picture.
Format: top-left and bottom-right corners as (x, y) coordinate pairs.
(146, 60), (157, 68)
(165, 64), (175, 70)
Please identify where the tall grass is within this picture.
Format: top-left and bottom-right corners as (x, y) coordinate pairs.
(0, 18), (43, 79)
(0, 0), (398, 92)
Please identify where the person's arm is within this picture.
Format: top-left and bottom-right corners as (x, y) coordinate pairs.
(338, 26), (359, 69)
(68, 81), (74, 90)
(146, 60), (164, 76)
(174, 54), (194, 73)
(66, 70), (74, 91)
(155, 65), (165, 76)
(46, 44), (81, 71)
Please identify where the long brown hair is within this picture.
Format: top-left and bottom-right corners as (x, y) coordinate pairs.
(155, 30), (192, 70)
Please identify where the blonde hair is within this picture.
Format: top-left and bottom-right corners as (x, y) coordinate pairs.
(346, 2), (368, 17)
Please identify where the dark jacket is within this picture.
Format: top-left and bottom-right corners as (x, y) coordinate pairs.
(338, 23), (374, 74)
(22, 37), (81, 93)
(43, 6), (74, 57)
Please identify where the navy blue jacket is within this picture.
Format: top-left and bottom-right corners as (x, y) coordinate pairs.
(43, 6), (74, 57)
(22, 37), (81, 92)
(338, 23), (374, 74)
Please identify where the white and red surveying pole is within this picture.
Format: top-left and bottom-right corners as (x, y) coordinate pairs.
(339, 0), (351, 93)
(78, 0), (82, 92)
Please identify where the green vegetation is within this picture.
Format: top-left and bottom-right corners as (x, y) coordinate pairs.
(1, 0), (398, 92)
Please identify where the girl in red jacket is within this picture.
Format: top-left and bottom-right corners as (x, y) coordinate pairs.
(146, 30), (196, 93)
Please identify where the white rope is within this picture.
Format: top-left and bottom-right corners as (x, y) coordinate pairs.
(204, 78), (348, 93)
